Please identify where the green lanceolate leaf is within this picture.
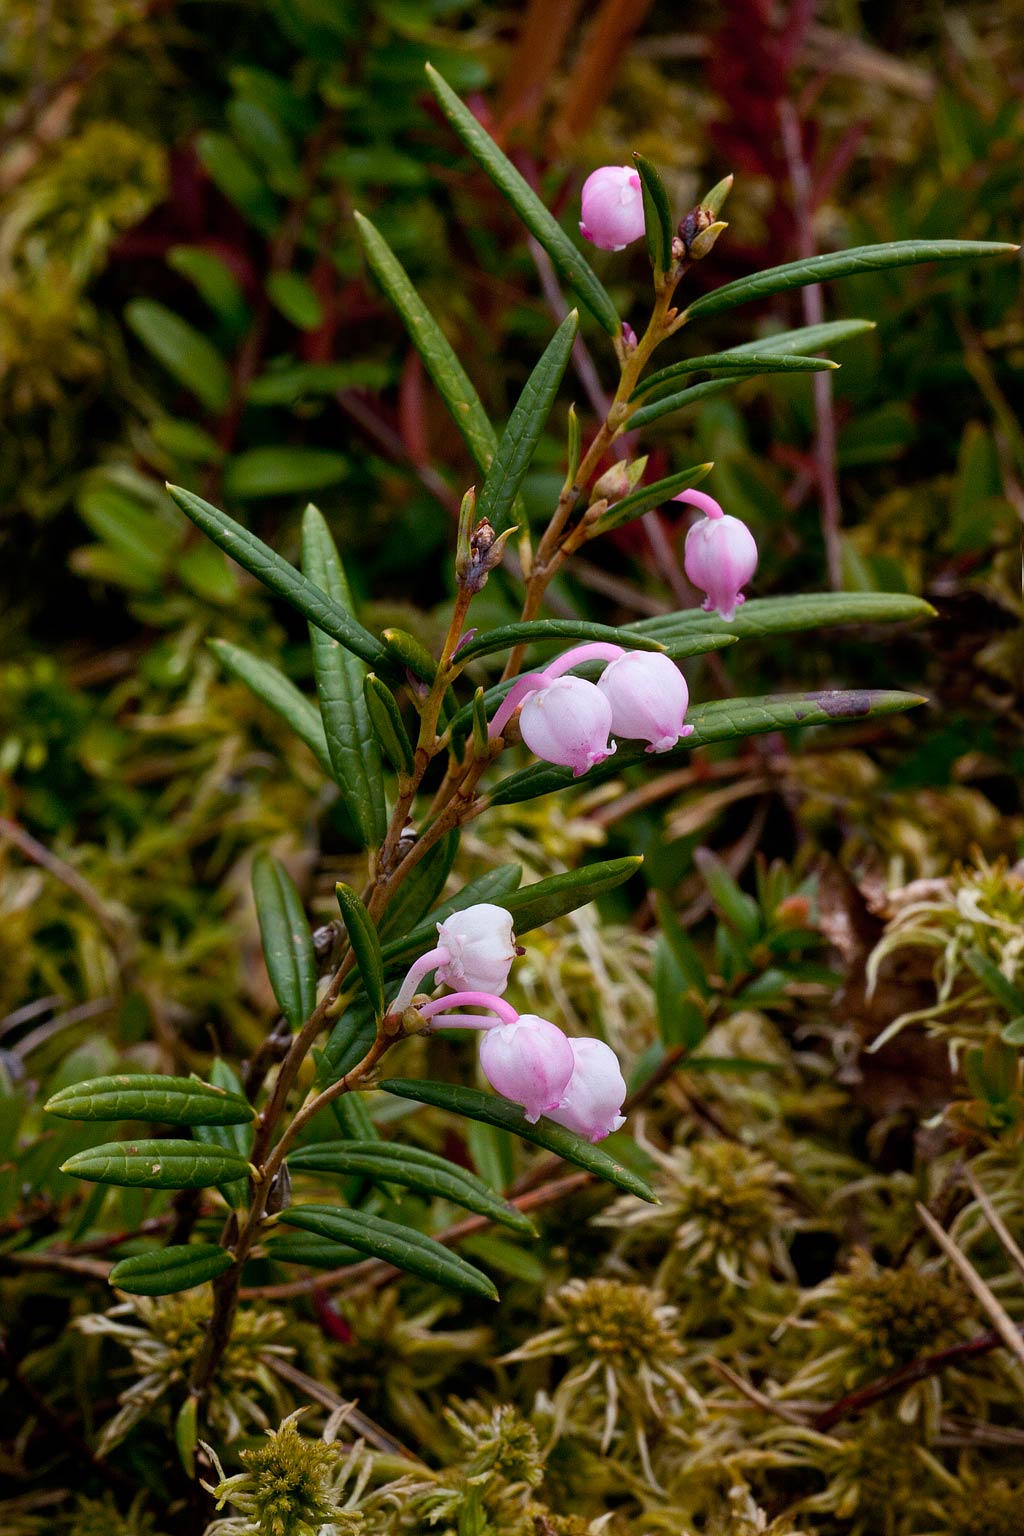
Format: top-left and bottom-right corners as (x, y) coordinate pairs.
(633, 352), (838, 401)
(634, 153), (674, 274)
(628, 373), (783, 432)
(489, 691), (925, 806)
(364, 675), (415, 776)
(683, 240), (1019, 321)
(425, 64), (620, 335)
(330, 1091), (378, 1142)
(380, 629), (456, 724)
(475, 310), (579, 534)
(502, 857), (641, 935)
(195, 1059), (252, 1207)
(377, 829), (459, 942)
(278, 1203), (499, 1299)
(380, 864), (523, 969)
(630, 590), (936, 645)
(355, 212), (497, 478)
(700, 172), (733, 216)
(288, 1140), (534, 1234)
(109, 1243), (234, 1296)
(380, 1079), (656, 1202)
(335, 884), (385, 1021)
(252, 853), (318, 1031)
(208, 639), (332, 776)
(722, 319), (875, 359)
(317, 998), (378, 1088)
(61, 1140), (251, 1189)
(592, 464), (715, 534)
(455, 617), (663, 667)
(167, 486), (387, 669)
(266, 1234), (365, 1267)
(125, 300), (232, 414)
(46, 1074), (254, 1127)
(695, 848), (761, 943)
(302, 506), (387, 846)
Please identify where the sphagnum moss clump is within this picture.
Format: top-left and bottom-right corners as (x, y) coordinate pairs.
(203, 1413), (371, 1536)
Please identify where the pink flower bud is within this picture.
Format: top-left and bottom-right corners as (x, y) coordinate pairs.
(519, 676), (616, 778)
(677, 489), (758, 623)
(596, 650), (694, 754)
(548, 1037), (627, 1142)
(622, 322), (638, 352)
(479, 1013), (575, 1123)
(579, 166), (645, 252)
(435, 903), (517, 996)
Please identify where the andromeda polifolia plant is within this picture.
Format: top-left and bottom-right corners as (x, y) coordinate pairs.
(44, 63), (1017, 1468)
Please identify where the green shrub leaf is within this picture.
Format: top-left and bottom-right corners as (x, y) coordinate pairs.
(208, 638), (333, 776)
(252, 853), (318, 1031)
(455, 618), (663, 667)
(278, 1204), (499, 1299)
(629, 591), (936, 645)
(684, 240), (1019, 320)
(634, 153), (674, 274)
(364, 674), (415, 776)
(110, 1244), (234, 1296)
(335, 884), (385, 1021)
(379, 1079), (656, 1202)
(592, 464), (715, 534)
(288, 1140), (534, 1233)
(45, 1074), (254, 1126)
(125, 300), (232, 413)
(302, 506), (387, 845)
(61, 1140), (251, 1189)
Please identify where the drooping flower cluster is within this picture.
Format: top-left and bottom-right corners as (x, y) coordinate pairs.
(488, 641), (693, 778)
(676, 488), (759, 623)
(389, 903), (627, 1141)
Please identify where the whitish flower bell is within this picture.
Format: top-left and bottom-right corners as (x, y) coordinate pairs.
(479, 1012), (576, 1123)
(390, 903), (517, 1012)
(597, 650), (694, 753)
(579, 165), (646, 252)
(548, 1037), (627, 1142)
(677, 488), (758, 623)
(519, 676), (616, 778)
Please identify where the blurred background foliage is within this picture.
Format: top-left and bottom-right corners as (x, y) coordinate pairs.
(0, 1), (1022, 1531)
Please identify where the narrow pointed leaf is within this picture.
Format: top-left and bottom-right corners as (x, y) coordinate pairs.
(723, 319), (875, 358)
(380, 1079), (656, 1201)
(335, 884), (385, 1021)
(288, 1140), (534, 1234)
(365, 674), (414, 775)
(278, 1203), (499, 1298)
(355, 212), (497, 476)
(253, 853), (317, 1031)
(110, 1244), (234, 1296)
(61, 1140), (251, 1189)
(266, 1233), (365, 1267)
(125, 300), (232, 413)
(476, 310), (579, 533)
(167, 485), (387, 668)
(501, 857), (641, 934)
(455, 617), (663, 667)
(684, 240), (1019, 320)
(302, 506), (387, 846)
(195, 1059), (252, 1207)
(633, 352), (838, 401)
(634, 153), (673, 274)
(629, 373), (783, 432)
(630, 591), (936, 644)
(593, 464), (715, 534)
(46, 1074), (254, 1126)
(425, 64), (620, 335)
(329, 1090), (379, 1142)
(489, 691), (926, 805)
(208, 638), (332, 776)
(317, 998), (378, 1088)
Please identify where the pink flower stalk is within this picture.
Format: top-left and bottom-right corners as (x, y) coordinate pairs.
(580, 166), (646, 252)
(548, 1037), (627, 1142)
(479, 1012), (575, 1123)
(597, 650), (694, 753)
(520, 676), (616, 777)
(488, 642), (624, 741)
(676, 489), (758, 623)
(390, 904), (517, 1012)
(417, 990), (519, 1030)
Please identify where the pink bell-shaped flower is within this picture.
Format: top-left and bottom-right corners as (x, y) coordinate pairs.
(548, 1037), (627, 1142)
(519, 676), (616, 778)
(435, 904), (517, 996)
(479, 1013), (575, 1123)
(677, 489), (758, 623)
(597, 650), (694, 753)
(579, 166), (646, 252)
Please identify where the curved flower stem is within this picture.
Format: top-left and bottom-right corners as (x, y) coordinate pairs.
(390, 945), (449, 1013)
(419, 990), (518, 1025)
